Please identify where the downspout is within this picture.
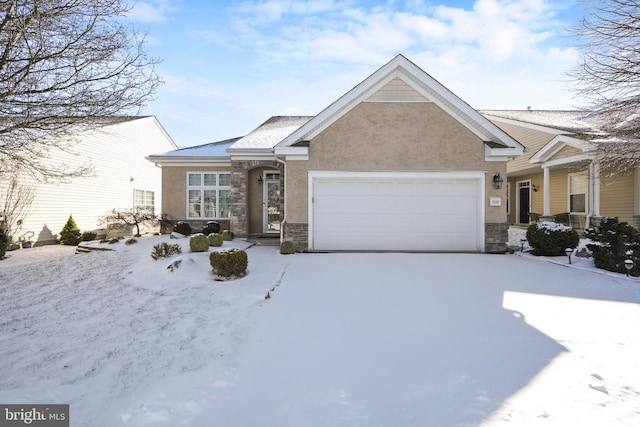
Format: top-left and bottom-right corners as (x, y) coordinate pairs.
(275, 154), (286, 243)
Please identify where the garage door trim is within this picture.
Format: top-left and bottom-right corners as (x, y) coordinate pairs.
(308, 171), (486, 252)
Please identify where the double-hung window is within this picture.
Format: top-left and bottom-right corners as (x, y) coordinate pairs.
(187, 172), (231, 219)
(569, 173), (587, 214)
(135, 189), (155, 215)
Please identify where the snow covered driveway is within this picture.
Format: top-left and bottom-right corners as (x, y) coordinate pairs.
(1, 239), (639, 426)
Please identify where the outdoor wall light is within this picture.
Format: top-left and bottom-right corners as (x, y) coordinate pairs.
(532, 184), (538, 192)
(258, 176), (263, 185)
(492, 173), (504, 189)
(565, 247), (573, 264)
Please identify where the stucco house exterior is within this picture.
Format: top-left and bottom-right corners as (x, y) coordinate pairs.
(149, 55), (526, 253)
(484, 110), (639, 232)
(2, 116), (177, 246)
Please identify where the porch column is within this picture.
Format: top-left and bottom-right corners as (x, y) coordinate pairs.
(590, 160), (601, 218)
(543, 166), (550, 216)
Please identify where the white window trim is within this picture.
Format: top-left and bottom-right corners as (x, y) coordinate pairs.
(568, 172), (588, 214)
(186, 172), (231, 219)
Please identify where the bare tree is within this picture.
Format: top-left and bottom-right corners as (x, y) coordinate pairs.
(102, 208), (158, 237)
(0, 172), (36, 243)
(0, 0), (161, 182)
(571, 0), (640, 174)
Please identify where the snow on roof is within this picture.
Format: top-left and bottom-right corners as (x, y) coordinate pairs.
(229, 116), (313, 151)
(152, 137), (241, 158)
(480, 110), (599, 134)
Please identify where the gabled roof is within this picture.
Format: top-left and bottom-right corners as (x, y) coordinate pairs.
(228, 116), (312, 153)
(275, 54), (523, 157)
(481, 110), (599, 136)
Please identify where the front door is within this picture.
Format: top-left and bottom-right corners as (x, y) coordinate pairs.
(517, 180), (531, 224)
(263, 172), (281, 233)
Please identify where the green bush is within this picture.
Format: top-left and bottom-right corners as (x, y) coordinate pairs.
(189, 234), (210, 252)
(174, 221), (192, 236)
(59, 215), (82, 246)
(151, 242), (182, 260)
(585, 217), (640, 276)
(81, 231), (97, 241)
(526, 221), (579, 256)
(280, 240), (295, 255)
(203, 221), (221, 235)
(210, 249), (248, 278)
(208, 233), (224, 247)
(0, 227), (7, 259)
(221, 229), (234, 241)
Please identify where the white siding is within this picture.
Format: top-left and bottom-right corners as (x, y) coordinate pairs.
(7, 117), (176, 244)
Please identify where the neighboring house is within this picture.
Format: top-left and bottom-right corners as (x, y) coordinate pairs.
(149, 55), (525, 253)
(2, 116), (177, 246)
(484, 110), (639, 231)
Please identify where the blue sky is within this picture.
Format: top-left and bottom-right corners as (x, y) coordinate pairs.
(129, 0), (585, 147)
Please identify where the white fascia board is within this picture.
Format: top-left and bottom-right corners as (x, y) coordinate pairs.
(273, 146), (309, 156)
(484, 144), (524, 161)
(530, 135), (596, 164)
(483, 114), (573, 136)
(541, 154), (594, 169)
(146, 156), (230, 167)
(308, 170), (486, 180)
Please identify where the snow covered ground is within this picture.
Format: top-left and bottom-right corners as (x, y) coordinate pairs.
(1, 234), (639, 426)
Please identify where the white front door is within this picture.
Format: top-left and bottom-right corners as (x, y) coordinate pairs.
(263, 172), (281, 233)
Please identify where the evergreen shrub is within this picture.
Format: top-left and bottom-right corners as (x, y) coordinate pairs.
(280, 240), (295, 255)
(585, 217), (640, 276)
(0, 227), (7, 259)
(203, 221), (220, 235)
(151, 242), (182, 260)
(81, 231), (97, 241)
(221, 230), (234, 241)
(208, 233), (224, 247)
(59, 215), (82, 246)
(210, 249), (248, 278)
(526, 221), (579, 256)
(174, 221), (192, 236)
(189, 234), (210, 252)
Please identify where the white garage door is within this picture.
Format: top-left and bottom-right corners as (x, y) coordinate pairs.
(311, 173), (483, 252)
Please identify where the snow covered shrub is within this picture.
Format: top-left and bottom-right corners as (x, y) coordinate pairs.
(585, 217), (640, 277)
(208, 233), (223, 247)
(210, 249), (248, 278)
(526, 221), (579, 256)
(59, 215), (81, 246)
(125, 238), (137, 245)
(173, 221), (192, 236)
(221, 230), (234, 241)
(203, 221), (220, 235)
(81, 231), (97, 241)
(189, 234), (210, 252)
(151, 242), (182, 260)
(280, 240), (295, 255)
(0, 227), (7, 259)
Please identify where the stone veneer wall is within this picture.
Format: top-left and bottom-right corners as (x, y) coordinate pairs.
(485, 222), (508, 253)
(283, 222), (309, 252)
(230, 160), (283, 238)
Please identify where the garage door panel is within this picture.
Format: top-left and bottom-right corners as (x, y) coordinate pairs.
(312, 175), (482, 251)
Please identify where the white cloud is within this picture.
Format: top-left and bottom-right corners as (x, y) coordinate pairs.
(128, 1), (179, 24)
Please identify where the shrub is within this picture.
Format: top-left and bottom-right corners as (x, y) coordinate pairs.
(173, 221), (192, 236)
(208, 233), (224, 247)
(210, 249), (248, 278)
(280, 240), (295, 255)
(189, 234), (210, 252)
(0, 227), (7, 259)
(585, 217), (640, 276)
(59, 215), (82, 246)
(151, 242), (182, 260)
(526, 221), (579, 256)
(203, 221), (220, 235)
(125, 238), (137, 245)
(221, 229), (234, 241)
(81, 231), (97, 241)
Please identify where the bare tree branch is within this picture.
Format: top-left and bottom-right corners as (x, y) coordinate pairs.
(0, 0), (162, 182)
